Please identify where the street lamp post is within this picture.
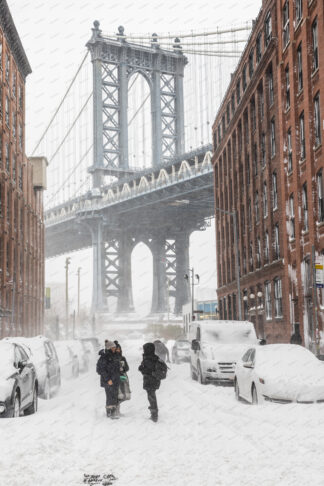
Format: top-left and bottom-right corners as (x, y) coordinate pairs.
(65, 257), (71, 338)
(215, 207), (242, 321)
(77, 267), (81, 317)
(184, 268), (200, 320)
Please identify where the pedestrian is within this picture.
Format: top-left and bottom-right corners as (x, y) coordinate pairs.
(153, 339), (170, 363)
(290, 323), (302, 345)
(115, 341), (131, 414)
(138, 342), (167, 423)
(96, 340), (121, 419)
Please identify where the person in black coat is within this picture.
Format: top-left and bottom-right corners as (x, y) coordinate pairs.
(96, 340), (121, 418)
(138, 342), (161, 422)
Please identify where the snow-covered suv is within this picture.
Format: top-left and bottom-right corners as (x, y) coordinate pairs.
(189, 320), (260, 385)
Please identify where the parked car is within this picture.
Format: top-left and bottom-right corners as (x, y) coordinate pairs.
(0, 341), (38, 418)
(234, 344), (324, 404)
(53, 341), (79, 379)
(65, 340), (89, 373)
(172, 338), (190, 364)
(189, 320), (259, 385)
(4, 336), (61, 399)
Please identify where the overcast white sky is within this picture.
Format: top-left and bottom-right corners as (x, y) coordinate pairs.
(7, 0), (261, 316)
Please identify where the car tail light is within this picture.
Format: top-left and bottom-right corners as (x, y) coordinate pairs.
(259, 378), (265, 384)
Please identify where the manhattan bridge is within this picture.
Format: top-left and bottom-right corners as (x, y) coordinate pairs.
(40, 21), (252, 315)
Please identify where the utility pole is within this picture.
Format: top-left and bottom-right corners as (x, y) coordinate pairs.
(77, 267), (81, 317)
(185, 268), (200, 320)
(65, 257), (71, 338)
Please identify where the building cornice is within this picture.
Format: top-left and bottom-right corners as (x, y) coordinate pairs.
(0, 0), (31, 79)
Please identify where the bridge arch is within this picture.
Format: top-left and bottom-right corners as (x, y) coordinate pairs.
(131, 240), (153, 315)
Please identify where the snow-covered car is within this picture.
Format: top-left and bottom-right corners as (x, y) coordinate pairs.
(234, 344), (324, 404)
(53, 341), (79, 379)
(4, 336), (61, 399)
(0, 341), (38, 418)
(189, 320), (259, 385)
(65, 340), (89, 373)
(172, 338), (190, 364)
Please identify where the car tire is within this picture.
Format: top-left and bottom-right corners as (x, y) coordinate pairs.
(234, 379), (241, 401)
(12, 392), (20, 418)
(190, 362), (197, 381)
(251, 384), (258, 405)
(197, 363), (206, 385)
(25, 387), (38, 415)
(43, 377), (51, 400)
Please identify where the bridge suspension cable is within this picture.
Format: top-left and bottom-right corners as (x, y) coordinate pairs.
(31, 51), (89, 156)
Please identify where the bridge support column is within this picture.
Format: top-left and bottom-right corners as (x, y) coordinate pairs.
(151, 64), (162, 167)
(174, 232), (191, 315)
(91, 219), (107, 312)
(116, 234), (134, 313)
(151, 236), (167, 313)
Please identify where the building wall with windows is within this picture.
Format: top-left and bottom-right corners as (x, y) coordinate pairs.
(0, 1), (45, 338)
(212, 0), (324, 346)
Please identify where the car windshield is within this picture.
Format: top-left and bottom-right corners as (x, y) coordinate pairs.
(202, 325), (257, 344)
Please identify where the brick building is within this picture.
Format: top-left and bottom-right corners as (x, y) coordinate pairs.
(0, 1), (45, 337)
(212, 0), (324, 346)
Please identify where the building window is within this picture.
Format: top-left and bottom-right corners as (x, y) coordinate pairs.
(12, 112), (16, 139)
(217, 124), (221, 145)
(12, 155), (16, 182)
(263, 181), (268, 218)
(231, 93), (235, 116)
(222, 115), (225, 137)
(283, 1), (290, 48)
(5, 96), (9, 126)
(5, 54), (9, 83)
(256, 237), (261, 268)
(242, 64), (247, 91)
(236, 78), (241, 104)
(253, 143), (258, 176)
(248, 199), (252, 229)
(251, 98), (256, 131)
(265, 12), (272, 46)
(19, 165), (23, 190)
(248, 49), (254, 78)
(312, 18), (318, 72)
(314, 92), (321, 147)
(5, 144), (9, 173)
(243, 247), (247, 274)
(285, 65), (290, 110)
(249, 241), (253, 272)
(19, 124), (23, 151)
(12, 71), (16, 98)
(256, 33), (262, 63)
(274, 278), (283, 317)
(297, 43), (303, 92)
(265, 281), (272, 319)
(19, 86), (23, 110)
(302, 182), (308, 231)
(317, 170), (324, 222)
(226, 103), (230, 125)
(272, 172), (278, 210)
(299, 112), (305, 160)
(274, 223), (280, 260)
(268, 64), (274, 106)
(261, 132), (266, 167)
(246, 154), (250, 185)
(255, 191), (259, 223)
(258, 84), (264, 120)
(270, 118), (276, 156)
(289, 193), (295, 238)
(296, 0), (302, 23)
(287, 128), (292, 172)
(265, 231), (269, 264)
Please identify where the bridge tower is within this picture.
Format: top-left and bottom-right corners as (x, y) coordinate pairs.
(86, 22), (190, 314)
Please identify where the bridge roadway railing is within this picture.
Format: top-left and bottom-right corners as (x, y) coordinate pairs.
(45, 149), (213, 228)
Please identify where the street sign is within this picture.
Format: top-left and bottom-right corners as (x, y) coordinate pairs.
(315, 260), (324, 288)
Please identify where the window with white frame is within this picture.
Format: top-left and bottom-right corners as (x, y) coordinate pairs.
(248, 199), (252, 229)
(265, 231), (269, 263)
(302, 182), (308, 231)
(249, 241), (253, 272)
(314, 92), (321, 147)
(265, 281), (272, 319)
(297, 43), (303, 92)
(274, 278), (283, 317)
(249, 49), (254, 78)
(256, 237), (261, 268)
(270, 118), (276, 156)
(312, 18), (318, 72)
(261, 132), (266, 167)
(242, 64), (247, 91)
(296, 0), (302, 23)
(285, 65), (290, 110)
(272, 172), (278, 209)
(256, 33), (262, 63)
(255, 191), (259, 223)
(299, 112), (305, 159)
(283, 1), (290, 48)
(289, 193), (295, 238)
(287, 128), (292, 172)
(268, 64), (274, 105)
(265, 12), (272, 46)
(317, 170), (324, 222)
(263, 181), (268, 217)
(274, 223), (280, 259)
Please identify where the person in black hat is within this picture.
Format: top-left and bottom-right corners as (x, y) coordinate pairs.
(138, 342), (167, 422)
(96, 340), (120, 418)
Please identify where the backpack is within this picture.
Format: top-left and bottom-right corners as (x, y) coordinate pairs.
(153, 358), (168, 380)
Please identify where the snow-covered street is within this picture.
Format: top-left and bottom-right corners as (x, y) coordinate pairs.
(1, 336), (324, 486)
